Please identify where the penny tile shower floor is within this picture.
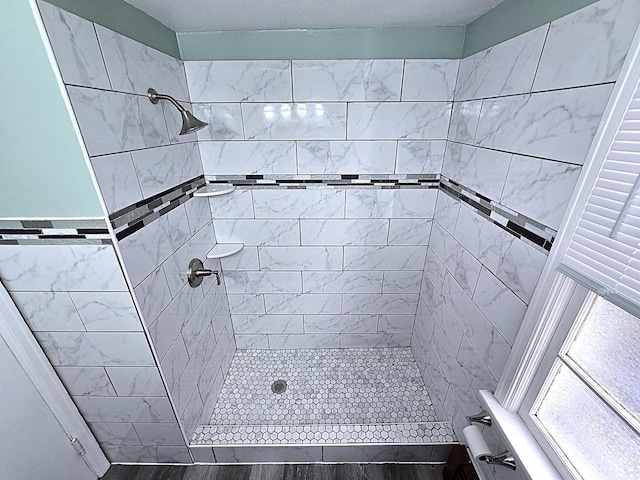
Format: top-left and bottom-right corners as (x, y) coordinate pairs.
(192, 348), (456, 446)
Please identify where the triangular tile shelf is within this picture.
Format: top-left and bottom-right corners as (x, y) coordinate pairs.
(194, 184), (236, 197)
(207, 243), (244, 259)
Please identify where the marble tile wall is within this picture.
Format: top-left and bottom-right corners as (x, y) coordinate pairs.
(413, 0), (640, 443)
(0, 242), (190, 464)
(37, 1), (236, 462)
(185, 58), (456, 349)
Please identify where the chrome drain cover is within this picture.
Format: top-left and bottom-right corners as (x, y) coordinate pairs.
(271, 380), (287, 394)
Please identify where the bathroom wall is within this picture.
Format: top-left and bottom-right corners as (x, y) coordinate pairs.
(37, 1), (235, 462)
(184, 58), (459, 349)
(411, 0), (640, 450)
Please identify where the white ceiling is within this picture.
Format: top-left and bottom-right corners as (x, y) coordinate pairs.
(124, 0), (506, 32)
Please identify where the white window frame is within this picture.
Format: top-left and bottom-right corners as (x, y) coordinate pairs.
(481, 23), (640, 480)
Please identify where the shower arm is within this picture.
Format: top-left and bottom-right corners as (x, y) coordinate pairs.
(147, 88), (186, 112)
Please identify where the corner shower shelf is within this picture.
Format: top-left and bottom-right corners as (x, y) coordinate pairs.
(207, 243), (244, 259)
(194, 184), (235, 197)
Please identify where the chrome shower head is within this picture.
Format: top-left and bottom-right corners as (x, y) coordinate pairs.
(148, 87), (208, 135)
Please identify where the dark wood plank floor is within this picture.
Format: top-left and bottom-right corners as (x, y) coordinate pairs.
(101, 463), (444, 480)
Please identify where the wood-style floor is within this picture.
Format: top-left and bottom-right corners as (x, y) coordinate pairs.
(101, 463), (444, 480)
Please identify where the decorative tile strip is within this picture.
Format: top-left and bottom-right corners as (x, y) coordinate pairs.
(0, 219), (111, 245)
(439, 176), (555, 253)
(191, 422), (456, 446)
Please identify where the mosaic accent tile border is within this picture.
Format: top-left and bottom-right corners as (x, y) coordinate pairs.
(110, 176), (206, 240)
(440, 176), (555, 253)
(0, 219), (111, 245)
(206, 174), (441, 189)
(192, 422), (456, 446)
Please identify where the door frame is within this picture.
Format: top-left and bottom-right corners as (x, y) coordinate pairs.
(0, 283), (110, 477)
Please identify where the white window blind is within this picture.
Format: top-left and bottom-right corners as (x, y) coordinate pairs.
(560, 77), (640, 317)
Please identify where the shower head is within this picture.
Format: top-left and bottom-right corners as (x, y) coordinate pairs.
(148, 87), (208, 135)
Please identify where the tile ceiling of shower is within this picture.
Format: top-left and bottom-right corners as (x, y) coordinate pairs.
(124, 0), (505, 31)
(193, 348), (456, 446)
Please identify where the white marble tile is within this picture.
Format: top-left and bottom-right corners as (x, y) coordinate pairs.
(253, 189), (344, 218)
(191, 103), (244, 140)
(235, 334), (269, 349)
(441, 273), (512, 379)
(395, 141), (446, 174)
(323, 444), (433, 462)
(38, 2), (111, 89)
(10, 292), (85, 331)
(133, 423), (185, 447)
(382, 271), (423, 293)
(232, 314), (303, 334)
(133, 267), (173, 322)
(455, 25), (548, 101)
(213, 446), (322, 462)
(345, 188), (437, 218)
(36, 332), (154, 366)
(200, 141), (296, 175)
(224, 271), (302, 294)
(533, 0), (640, 91)
(242, 103), (347, 140)
(340, 333), (412, 347)
(72, 396), (175, 423)
(220, 247), (260, 271)
(302, 271), (383, 294)
(186, 61), (291, 102)
(443, 144), (511, 200)
(180, 388), (204, 436)
(184, 197), (212, 235)
(89, 423), (141, 445)
(68, 87), (169, 156)
(342, 294), (418, 315)
(106, 366), (166, 396)
(423, 252), (446, 296)
(292, 60), (403, 101)
(402, 60), (459, 101)
(161, 336), (190, 388)
(190, 447), (216, 463)
(475, 84), (613, 165)
(182, 294), (221, 355)
(297, 141), (397, 174)
(90, 153), (143, 214)
(344, 246), (427, 271)
(347, 102), (451, 139)
(102, 445), (191, 463)
(227, 294), (265, 315)
(55, 367), (116, 396)
(303, 314), (378, 334)
(442, 236), (482, 297)
(119, 207), (191, 286)
(259, 247), (343, 270)
(0, 245), (126, 292)
(300, 219), (388, 246)
(501, 155), (581, 229)
(131, 143), (202, 198)
(456, 337), (498, 395)
(448, 101), (482, 143)
(378, 315), (415, 334)
(209, 189), (254, 219)
(69, 292), (141, 331)
(95, 25), (188, 101)
(264, 294), (341, 314)
(162, 223), (213, 296)
(454, 206), (547, 303)
(267, 334), (340, 350)
(433, 192), (459, 234)
(473, 267), (527, 346)
(213, 219), (299, 246)
(387, 219), (432, 245)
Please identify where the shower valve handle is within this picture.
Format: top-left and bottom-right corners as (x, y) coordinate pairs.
(187, 258), (221, 287)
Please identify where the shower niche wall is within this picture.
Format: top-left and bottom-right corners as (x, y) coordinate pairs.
(29, 0), (638, 466)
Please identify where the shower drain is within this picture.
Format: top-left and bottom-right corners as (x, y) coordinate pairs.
(271, 380), (287, 394)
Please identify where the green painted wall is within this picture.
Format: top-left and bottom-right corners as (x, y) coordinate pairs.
(42, 0), (180, 58)
(0, 0), (103, 218)
(178, 27), (465, 60)
(463, 0), (598, 57)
